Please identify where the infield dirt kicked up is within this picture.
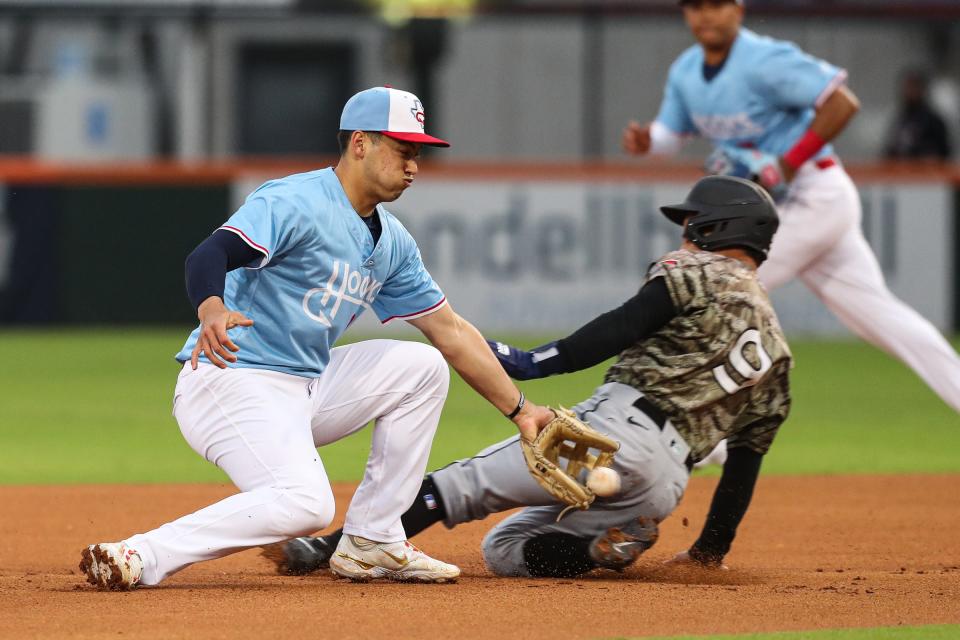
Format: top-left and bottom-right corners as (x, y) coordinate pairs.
(2, 475), (959, 640)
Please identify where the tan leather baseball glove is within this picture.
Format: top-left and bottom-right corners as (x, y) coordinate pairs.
(520, 407), (620, 518)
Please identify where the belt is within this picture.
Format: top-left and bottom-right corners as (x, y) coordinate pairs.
(632, 396), (693, 472)
(633, 396), (667, 428)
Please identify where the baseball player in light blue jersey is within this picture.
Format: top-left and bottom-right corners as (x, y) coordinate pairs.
(624, 0), (960, 468)
(79, 87), (554, 590)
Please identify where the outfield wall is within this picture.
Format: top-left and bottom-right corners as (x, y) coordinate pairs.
(0, 161), (956, 335)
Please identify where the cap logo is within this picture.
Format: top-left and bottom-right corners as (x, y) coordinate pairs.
(411, 99), (425, 129)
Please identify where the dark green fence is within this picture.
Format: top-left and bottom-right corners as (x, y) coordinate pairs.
(1, 184), (230, 324)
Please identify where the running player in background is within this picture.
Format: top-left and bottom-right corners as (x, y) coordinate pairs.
(623, 1), (960, 468)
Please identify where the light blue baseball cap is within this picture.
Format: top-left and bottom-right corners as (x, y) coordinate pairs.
(340, 86), (450, 148)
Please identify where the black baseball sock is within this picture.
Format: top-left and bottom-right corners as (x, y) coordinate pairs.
(522, 532), (596, 578)
(400, 475), (447, 538)
(320, 530), (343, 549)
(320, 475), (446, 547)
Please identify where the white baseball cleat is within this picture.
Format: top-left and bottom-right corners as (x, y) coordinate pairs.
(329, 535), (460, 583)
(79, 542), (144, 591)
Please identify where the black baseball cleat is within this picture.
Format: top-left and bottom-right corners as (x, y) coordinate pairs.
(588, 517), (660, 571)
(262, 536), (335, 575)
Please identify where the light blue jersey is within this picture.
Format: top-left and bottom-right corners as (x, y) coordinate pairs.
(175, 167), (445, 377)
(656, 28), (846, 159)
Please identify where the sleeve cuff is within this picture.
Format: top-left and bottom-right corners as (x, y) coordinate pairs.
(650, 121), (688, 155)
(379, 297), (448, 325)
(814, 69), (848, 109)
(219, 225), (270, 269)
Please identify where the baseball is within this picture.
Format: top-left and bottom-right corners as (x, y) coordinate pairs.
(586, 467), (621, 497)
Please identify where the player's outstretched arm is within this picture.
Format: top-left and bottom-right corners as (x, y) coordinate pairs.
(489, 277), (677, 381)
(666, 446), (765, 570)
(409, 305), (554, 441)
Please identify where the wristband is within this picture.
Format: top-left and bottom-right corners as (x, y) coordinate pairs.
(506, 391), (526, 420)
(782, 130), (826, 171)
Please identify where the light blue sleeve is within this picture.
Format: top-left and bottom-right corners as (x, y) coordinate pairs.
(372, 227), (446, 324)
(655, 63), (697, 136)
(218, 193), (308, 269)
(748, 42), (846, 110)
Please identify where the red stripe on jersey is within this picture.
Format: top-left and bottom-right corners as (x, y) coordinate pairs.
(380, 297), (447, 324)
(220, 225), (269, 256)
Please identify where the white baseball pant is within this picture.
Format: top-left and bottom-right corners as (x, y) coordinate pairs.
(760, 162), (960, 412)
(125, 339), (449, 586)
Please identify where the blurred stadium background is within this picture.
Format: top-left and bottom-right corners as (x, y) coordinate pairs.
(0, 0), (958, 484)
(0, 0), (958, 333)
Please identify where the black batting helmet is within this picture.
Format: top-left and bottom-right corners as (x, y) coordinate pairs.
(660, 175), (779, 263)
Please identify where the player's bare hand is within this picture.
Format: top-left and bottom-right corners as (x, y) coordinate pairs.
(664, 549), (729, 571)
(513, 401), (554, 442)
(191, 296), (255, 370)
(622, 120), (652, 155)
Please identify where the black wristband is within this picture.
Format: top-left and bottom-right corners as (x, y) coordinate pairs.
(506, 391), (526, 420)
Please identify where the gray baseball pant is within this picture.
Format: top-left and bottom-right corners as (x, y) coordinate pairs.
(431, 382), (691, 577)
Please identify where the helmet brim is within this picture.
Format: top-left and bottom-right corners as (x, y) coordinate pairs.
(660, 204), (700, 226)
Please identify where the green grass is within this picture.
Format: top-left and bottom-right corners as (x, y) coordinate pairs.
(1, 328), (958, 484)
(630, 624), (960, 640)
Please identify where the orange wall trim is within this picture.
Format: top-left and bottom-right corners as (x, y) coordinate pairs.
(0, 157), (956, 185)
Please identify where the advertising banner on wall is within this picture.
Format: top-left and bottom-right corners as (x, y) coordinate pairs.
(233, 175), (955, 336)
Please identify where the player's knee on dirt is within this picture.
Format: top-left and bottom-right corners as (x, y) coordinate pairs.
(521, 533), (595, 578)
(482, 526), (595, 578)
(481, 526), (530, 577)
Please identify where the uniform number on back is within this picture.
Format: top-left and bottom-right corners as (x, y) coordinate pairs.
(712, 329), (773, 395)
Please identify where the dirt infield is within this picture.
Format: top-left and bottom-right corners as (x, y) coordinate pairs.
(2, 475), (959, 640)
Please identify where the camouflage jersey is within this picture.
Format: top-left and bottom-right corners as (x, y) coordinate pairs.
(604, 249), (792, 461)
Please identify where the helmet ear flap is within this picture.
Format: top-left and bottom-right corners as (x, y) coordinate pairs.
(697, 221), (724, 238)
(683, 217), (726, 247)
